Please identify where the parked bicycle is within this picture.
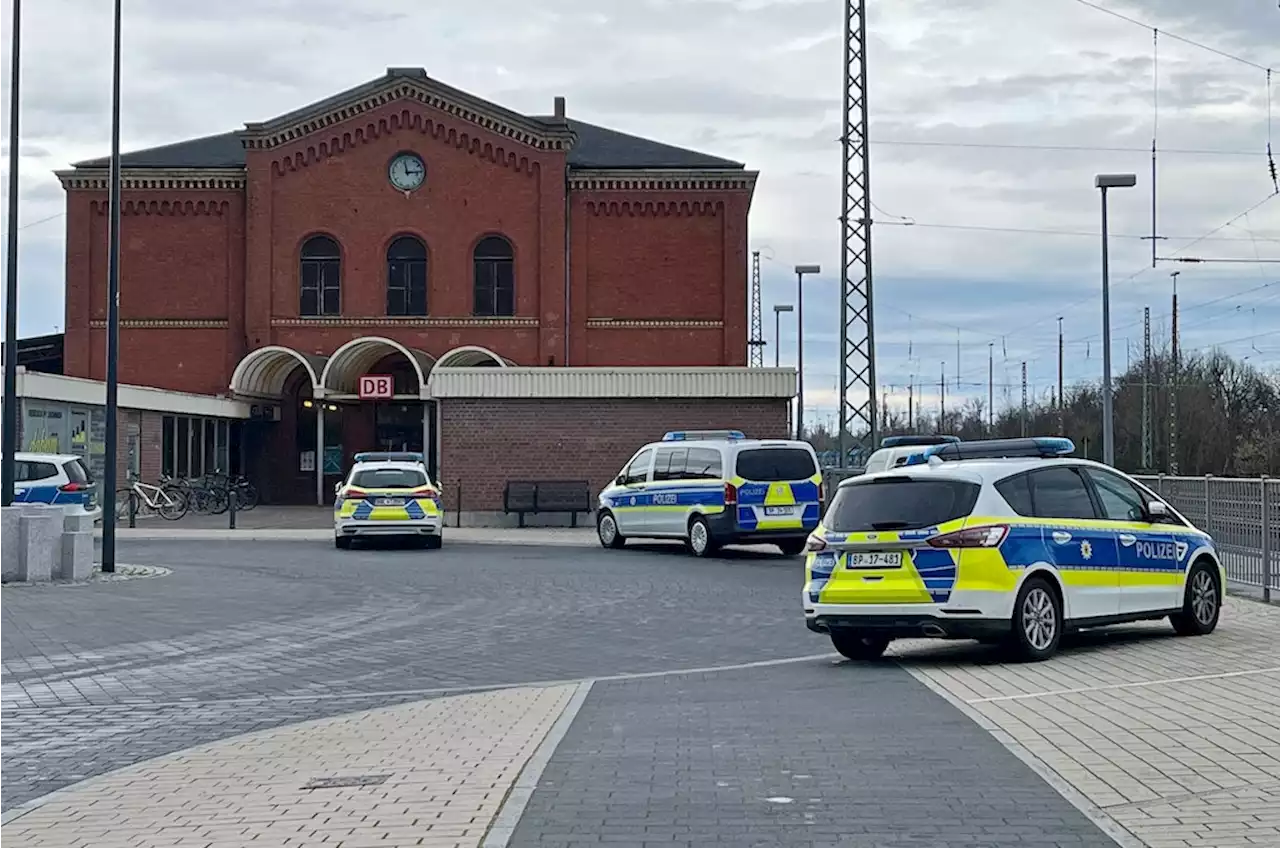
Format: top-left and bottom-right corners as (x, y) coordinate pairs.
(117, 475), (188, 521)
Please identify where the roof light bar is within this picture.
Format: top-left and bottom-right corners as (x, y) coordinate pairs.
(354, 451), (425, 463)
(880, 434), (960, 449)
(902, 437), (1075, 465)
(662, 430), (746, 442)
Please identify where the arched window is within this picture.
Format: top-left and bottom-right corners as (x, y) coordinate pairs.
(300, 235), (341, 317)
(473, 235), (515, 317)
(386, 235), (428, 316)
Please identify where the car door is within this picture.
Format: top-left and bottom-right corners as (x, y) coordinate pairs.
(1082, 467), (1182, 615)
(648, 446), (688, 536)
(1025, 465), (1120, 621)
(14, 460), (62, 505)
(612, 448), (655, 535)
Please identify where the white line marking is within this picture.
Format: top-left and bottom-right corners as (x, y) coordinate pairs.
(966, 665), (1280, 704)
(482, 680), (593, 848)
(905, 667), (1148, 848)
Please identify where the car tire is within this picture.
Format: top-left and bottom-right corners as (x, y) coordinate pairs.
(686, 515), (718, 558)
(597, 510), (626, 549)
(1171, 560), (1221, 637)
(424, 534), (443, 550)
(1010, 575), (1062, 662)
(334, 536), (351, 550)
(830, 630), (891, 661)
(777, 539), (807, 557)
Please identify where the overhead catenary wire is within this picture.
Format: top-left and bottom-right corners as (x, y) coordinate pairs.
(1069, 0), (1272, 73)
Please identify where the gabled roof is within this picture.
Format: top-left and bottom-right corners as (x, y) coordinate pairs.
(71, 69), (744, 172)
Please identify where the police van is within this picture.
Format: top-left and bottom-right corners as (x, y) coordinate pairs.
(596, 431), (823, 557)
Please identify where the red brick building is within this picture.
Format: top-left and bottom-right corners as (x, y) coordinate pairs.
(56, 68), (793, 513)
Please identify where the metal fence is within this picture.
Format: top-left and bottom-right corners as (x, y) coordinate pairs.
(1134, 475), (1277, 601)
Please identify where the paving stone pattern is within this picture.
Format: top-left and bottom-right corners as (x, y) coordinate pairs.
(507, 661), (1120, 848)
(3, 684), (575, 848)
(901, 598), (1280, 848)
(1, 540), (816, 810)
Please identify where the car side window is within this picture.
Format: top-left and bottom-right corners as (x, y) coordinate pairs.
(1083, 468), (1147, 523)
(685, 447), (722, 479)
(666, 448), (688, 481)
(652, 447), (676, 482)
(622, 448), (654, 486)
(994, 473), (1035, 517)
(16, 461), (57, 482)
(1026, 466), (1097, 520)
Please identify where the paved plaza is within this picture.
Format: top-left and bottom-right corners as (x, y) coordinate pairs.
(2, 536), (1277, 846)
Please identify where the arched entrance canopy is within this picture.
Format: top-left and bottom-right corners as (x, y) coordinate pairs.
(320, 335), (435, 396)
(435, 345), (512, 368)
(229, 345), (324, 398)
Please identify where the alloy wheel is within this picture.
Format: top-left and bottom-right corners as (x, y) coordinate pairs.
(1191, 570), (1217, 626)
(1021, 587), (1057, 651)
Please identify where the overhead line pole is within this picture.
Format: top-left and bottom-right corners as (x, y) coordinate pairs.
(1, 0), (21, 507)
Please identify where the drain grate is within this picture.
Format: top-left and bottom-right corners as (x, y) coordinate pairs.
(301, 773), (392, 790)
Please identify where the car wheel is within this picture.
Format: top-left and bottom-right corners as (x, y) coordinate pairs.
(1010, 576), (1062, 662)
(1171, 561), (1220, 636)
(830, 630), (891, 661)
(597, 510), (626, 549)
(424, 534), (443, 550)
(777, 539), (807, 557)
(334, 536), (351, 550)
(686, 516), (718, 558)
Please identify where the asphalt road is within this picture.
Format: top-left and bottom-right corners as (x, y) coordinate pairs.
(0, 539), (1120, 846)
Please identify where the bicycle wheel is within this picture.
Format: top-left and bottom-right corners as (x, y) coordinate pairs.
(208, 488), (230, 515)
(115, 490), (141, 520)
(237, 481), (259, 511)
(158, 487), (188, 520)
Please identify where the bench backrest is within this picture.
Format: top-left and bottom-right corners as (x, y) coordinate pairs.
(535, 480), (591, 511)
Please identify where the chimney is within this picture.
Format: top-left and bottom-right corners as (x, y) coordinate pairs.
(553, 96), (566, 119)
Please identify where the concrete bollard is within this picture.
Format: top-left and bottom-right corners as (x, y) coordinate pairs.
(60, 510), (96, 581)
(1, 507), (21, 582)
(17, 508), (62, 582)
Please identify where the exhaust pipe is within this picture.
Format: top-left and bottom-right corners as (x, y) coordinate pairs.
(921, 623), (947, 638)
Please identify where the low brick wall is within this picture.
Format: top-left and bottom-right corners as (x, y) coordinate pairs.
(439, 398), (790, 512)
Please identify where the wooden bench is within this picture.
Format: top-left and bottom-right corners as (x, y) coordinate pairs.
(503, 480), (592, 527)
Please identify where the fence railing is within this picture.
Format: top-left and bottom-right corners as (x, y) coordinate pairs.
(1134, 475), (1277, 602)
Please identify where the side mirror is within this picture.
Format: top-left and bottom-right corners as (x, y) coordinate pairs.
(616, 474), (626, 486)
(334, 483), (342, 496)
(1147, 500), (1168, 519)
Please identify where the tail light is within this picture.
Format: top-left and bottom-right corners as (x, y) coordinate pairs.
(805, 533), (827, 552)
(724, 482), (737, 506)
(343, 490), (367, 500)
(927, 525), (1009, 548)
(59, 482), (87, 492)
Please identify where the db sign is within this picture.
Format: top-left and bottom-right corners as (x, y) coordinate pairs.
(358, 375), (394, 400)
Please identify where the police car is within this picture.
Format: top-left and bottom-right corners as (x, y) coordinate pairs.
(10, 452), (100, 520)
(861, 435), (959, 474)
(804, 437), (1224, 662)
(596, 430), (823, 557)
(333, 452), (443, 549)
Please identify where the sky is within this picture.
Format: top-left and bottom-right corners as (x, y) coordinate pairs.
(1, 0), (1278, 426)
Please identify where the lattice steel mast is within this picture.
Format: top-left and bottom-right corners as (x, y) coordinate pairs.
(748, 250), (765, 367)
(838, 0), (877, 466)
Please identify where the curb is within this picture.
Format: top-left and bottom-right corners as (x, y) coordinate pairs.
(93, 529), (600, 546)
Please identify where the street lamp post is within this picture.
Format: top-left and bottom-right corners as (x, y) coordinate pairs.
(794, 264), (820, 441)
(1, 0), (22, 507)
(772, 304), (793, 368)
(1094, 173), (1136, 468)
(101, 0), (124, 573)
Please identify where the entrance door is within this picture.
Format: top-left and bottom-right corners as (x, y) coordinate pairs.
(374, 401), (436, 480)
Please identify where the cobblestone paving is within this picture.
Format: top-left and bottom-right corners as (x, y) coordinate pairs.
(898, 597), (1280, 848)
(1, 539), (814, 810)
(2, 684), (576, 848)
(508, 661), (1119, 848)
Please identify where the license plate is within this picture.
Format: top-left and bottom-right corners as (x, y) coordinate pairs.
(376, 498), (403, 506)
(764, 506), (794, 516)
(844, 552), (903, 569)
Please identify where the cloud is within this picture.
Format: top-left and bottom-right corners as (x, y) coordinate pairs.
(2, 0), (1278, 420)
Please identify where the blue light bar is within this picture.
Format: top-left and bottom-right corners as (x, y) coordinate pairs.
(880, 434), (960, 449)
(918, 437), (1076, 462)
(662, 430), (746, 442)
(354, 451), (424, 463)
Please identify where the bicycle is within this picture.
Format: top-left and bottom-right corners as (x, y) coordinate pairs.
(116, 476), (188, 521)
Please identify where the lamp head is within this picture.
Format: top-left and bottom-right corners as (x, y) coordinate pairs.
(794, 264), (821, 275)
(774, 304), (794, 313)
(1094, 173), (1137, 189)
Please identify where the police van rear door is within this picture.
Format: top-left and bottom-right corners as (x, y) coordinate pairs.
(732, 444), (822, 532)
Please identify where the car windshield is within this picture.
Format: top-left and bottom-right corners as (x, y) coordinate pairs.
(351, 468), (427, 489)
(825, 476), (981, 532)
(734, 448), (816, 482)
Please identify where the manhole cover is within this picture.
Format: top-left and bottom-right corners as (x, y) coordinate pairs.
(302, 774), (392, 790)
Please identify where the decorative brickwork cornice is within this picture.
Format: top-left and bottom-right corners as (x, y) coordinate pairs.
(267, 109), (548, 180)
(584, 199), (724, 218)
(270, 316), (539, 329)
(568, 169), (758, 193)
(88, 319), (229, 329)
(90, 199), (232, 217)
(57, 168), (246, 191)
(586, 318), (725, 329)
(242, 75), (575, 154)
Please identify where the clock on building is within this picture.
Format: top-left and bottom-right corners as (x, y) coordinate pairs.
(388, 152), (426, 192)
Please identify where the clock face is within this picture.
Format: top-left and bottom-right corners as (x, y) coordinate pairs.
(388, 153), (426, 191)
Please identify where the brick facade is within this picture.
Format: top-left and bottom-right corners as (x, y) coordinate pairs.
(439, 398), (790, 512)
